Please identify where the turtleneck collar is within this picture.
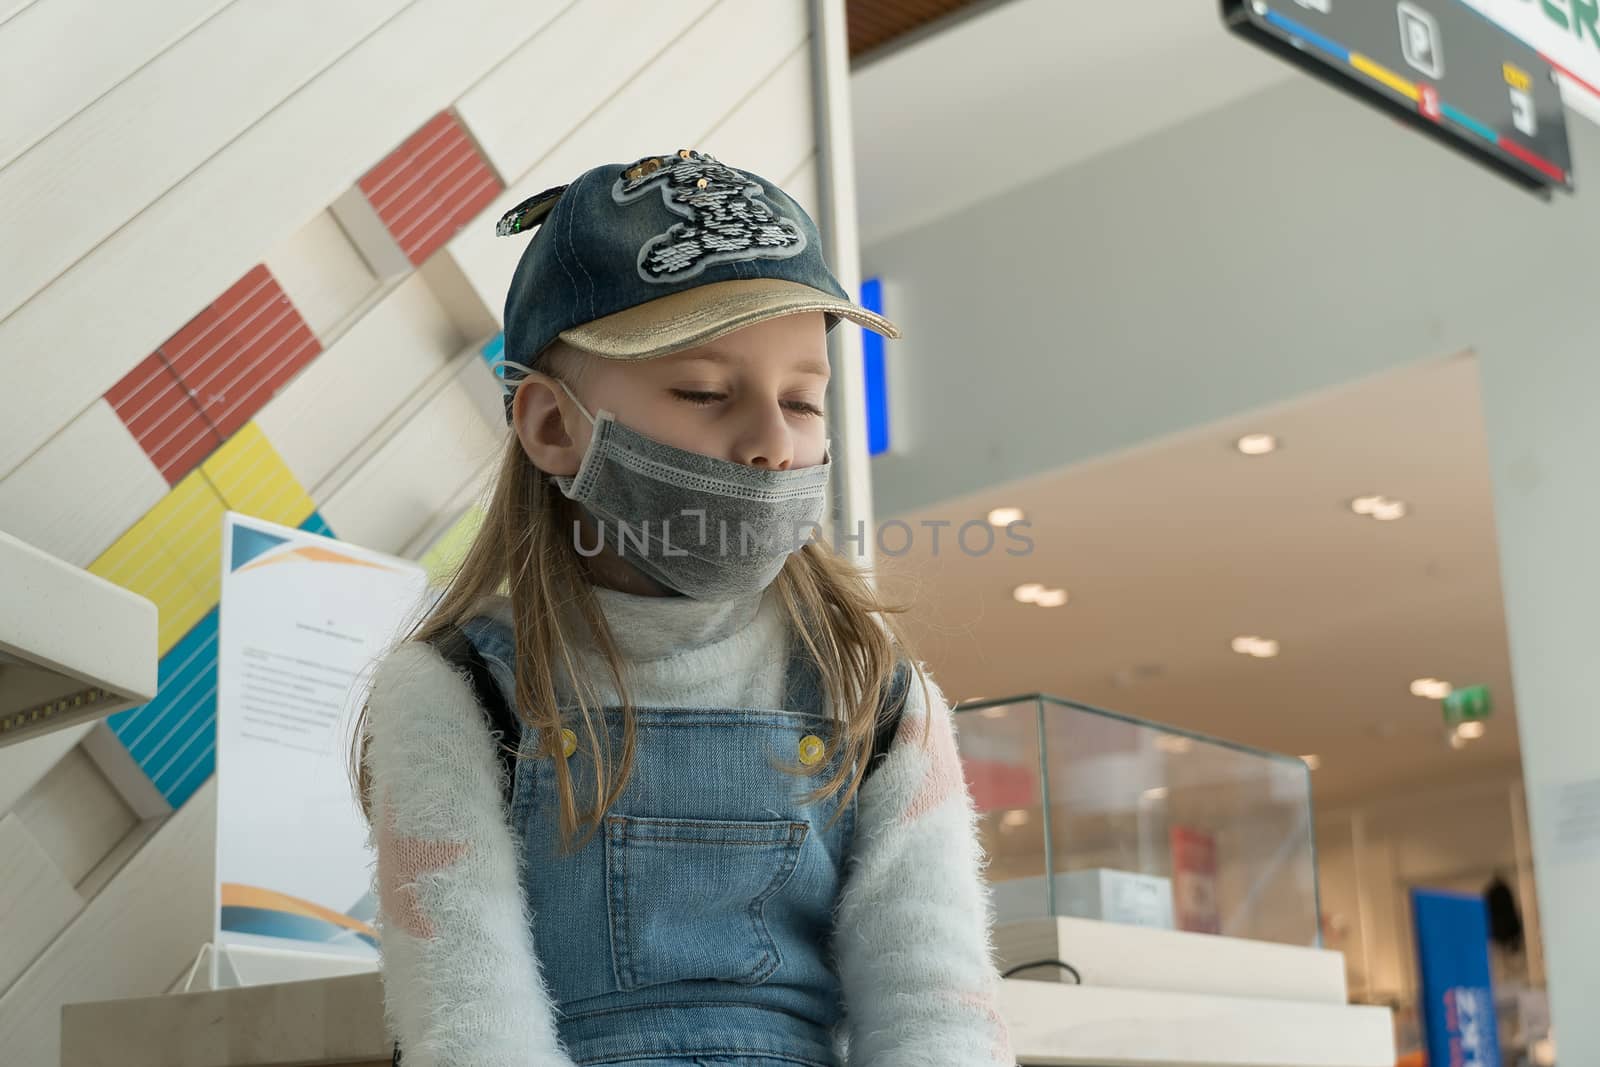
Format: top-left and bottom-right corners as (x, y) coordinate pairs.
(477, 583), (771, 663)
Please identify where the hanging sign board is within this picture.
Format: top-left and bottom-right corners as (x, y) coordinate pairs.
(1222, 0), (1575, 195)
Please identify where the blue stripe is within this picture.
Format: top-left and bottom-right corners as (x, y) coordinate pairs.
(151, 709), (215, 794)
(164, 741), (216, 809)
(482, 332), (505, 364)
(123, 618), (216, 758)
(860, 277), (890, 457)
(1440, 102), (1498, 143)
(125, 630), (217, 762)
(1262, 8), (1351, 63)
(299, 510), (336, 539)
(145, 698), (214, 785)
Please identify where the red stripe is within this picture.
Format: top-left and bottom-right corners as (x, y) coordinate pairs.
(394, 159), (495, 255)
(401, 171), (502, 264)
(182, 301), (296, 396)
(203, 320), (321, 438)
(161, 273), (278, 378)
(384, 140), (480, 232)
(367, 126), (474, 218)
(207, 331), (321, 440)
(1539, 51), (1600, 100)
(164, 285), (277, 383)
(106, 354), (218, 484)
(360, 112), (457, 199)
(1498, 135), (1568, 183)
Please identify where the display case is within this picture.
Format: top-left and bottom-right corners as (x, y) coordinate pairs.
(955, 694), (1320, 948)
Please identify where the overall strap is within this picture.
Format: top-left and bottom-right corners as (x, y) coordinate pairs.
(423, 623), (522, 795)
(868, 659), (914, 778)
(787, 638), (912, 781)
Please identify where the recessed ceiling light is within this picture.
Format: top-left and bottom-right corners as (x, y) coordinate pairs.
(1411, 678), (1453, 699)
(1142, 786), (1170, 802)
(1449, 731), (1470, 750)
(1001, 809), (1031, 828)
(1231, 635), (1280, 658)
(987, 506), (1026, 527)
(1455, 721), (1486, 740)
(1236, 433), (1279, 456)
(1033, 588), (1069, 608)
(1014, 583), (1068, 607)
(979, 706), (1008, 719)
(1351, 495), (1408, 521)
(1301, 754), (1322, 771)
(1156, 735), (1194, 755)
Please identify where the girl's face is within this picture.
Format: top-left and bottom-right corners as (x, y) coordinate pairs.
(516, 310), (831, 476)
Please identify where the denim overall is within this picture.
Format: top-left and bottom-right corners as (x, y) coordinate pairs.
(460, 614), (858, 1067)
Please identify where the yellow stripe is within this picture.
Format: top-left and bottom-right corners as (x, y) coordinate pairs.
(202, 423), (315, 528)
(1351, 53), (1419, 101)
(90, 471), (227, 654)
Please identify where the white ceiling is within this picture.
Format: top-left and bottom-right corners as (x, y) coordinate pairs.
(885, 354), (1523, 808)
(850, 0), (1294, 246)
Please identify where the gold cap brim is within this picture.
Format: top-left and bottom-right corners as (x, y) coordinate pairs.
(558, 277), (901, 361)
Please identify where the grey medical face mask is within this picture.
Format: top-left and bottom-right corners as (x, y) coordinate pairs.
(554, 382), (831, 601)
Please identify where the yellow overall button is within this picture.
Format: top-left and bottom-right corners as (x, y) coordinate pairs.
(560, 728), (577, 759)
(798, 734), (826, 766)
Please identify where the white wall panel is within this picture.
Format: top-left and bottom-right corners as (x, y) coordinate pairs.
(0, 725), (93, 818)
(256, 274), (462, 496)
(453, 0), (717, 184)
(320, 362), (500, 555)
(0, 0), (412, 326)
(701, 42), (813, 184)
(0, 399), (167, 568)
(0, 0), (39, 30)
(14, 745), (138, 887)
(447, 0), (812, 331)
(0, 0), (565, 480)
(783, 153), (820, 220)
(0, 814), (83, 994)
(0, 780), (215, 1067)
(262, 209), (379, 341)
(0, 0), (232, 170)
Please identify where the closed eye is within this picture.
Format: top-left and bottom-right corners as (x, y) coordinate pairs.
(672, 389), (726, 406)
(783, 400), (825, 417)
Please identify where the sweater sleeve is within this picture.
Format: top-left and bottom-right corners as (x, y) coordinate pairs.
(832, 666), (1016, 1066)
(363, 641), (578, 1067)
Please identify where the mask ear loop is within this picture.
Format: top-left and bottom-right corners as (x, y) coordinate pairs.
(491, 359), (601, 431)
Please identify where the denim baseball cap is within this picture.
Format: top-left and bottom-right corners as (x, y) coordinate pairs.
(495, 149), (900, 380)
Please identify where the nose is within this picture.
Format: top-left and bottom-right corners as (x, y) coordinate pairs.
(735, 403), (793, 471)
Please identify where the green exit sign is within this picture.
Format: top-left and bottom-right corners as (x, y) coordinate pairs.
(1444, 685), (1493, 726)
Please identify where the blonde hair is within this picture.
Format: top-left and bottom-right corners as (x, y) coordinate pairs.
(350, 346), (927, 853)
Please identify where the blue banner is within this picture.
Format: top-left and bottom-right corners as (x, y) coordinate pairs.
(1412, 888), (1501, 1067)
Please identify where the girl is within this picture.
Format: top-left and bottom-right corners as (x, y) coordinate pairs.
(354, 150), (1014, 1067)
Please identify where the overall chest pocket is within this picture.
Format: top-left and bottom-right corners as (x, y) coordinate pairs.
(605, 814), (809, 992)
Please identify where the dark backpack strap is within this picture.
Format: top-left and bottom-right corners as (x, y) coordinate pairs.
(424, 623), (521, 798)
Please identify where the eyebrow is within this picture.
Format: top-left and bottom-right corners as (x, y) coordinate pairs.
(678, 349), (831, 378)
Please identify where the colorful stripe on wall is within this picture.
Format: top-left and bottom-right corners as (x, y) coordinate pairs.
(105, 353), (221, 486)
(358, 111), (505, 267)
(89, 468), (228, 656)
(107, 608), (220, 810)
(162, 266), (323, 441)
(87, 109), (505, 812)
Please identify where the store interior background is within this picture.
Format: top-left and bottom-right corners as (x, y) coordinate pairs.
(2, 0), (1598, 1063)
(850, 0), (1600, 1054)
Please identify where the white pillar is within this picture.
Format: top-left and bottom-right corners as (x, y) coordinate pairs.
(1479, 318), (1600, 1060)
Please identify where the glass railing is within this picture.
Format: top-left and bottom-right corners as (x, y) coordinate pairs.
(955, 694), (1320, 947)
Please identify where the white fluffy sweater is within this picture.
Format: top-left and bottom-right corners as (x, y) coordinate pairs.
(363, 586), (1014, 1066)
